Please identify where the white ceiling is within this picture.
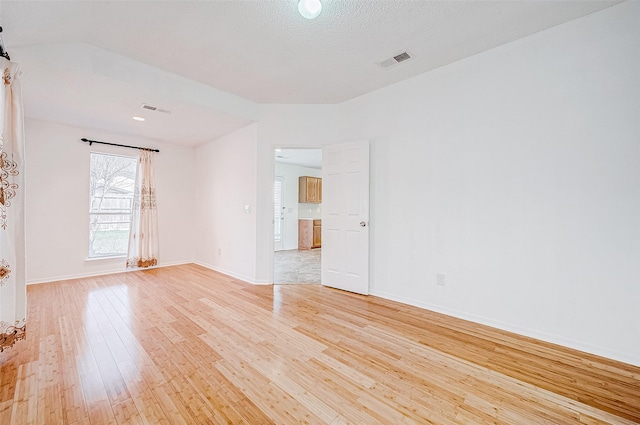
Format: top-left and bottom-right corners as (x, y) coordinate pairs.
(1, 0), (621, 146)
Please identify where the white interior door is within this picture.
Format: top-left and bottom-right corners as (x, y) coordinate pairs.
(322, 140), (370, 295)
(274, 176), (285, 251)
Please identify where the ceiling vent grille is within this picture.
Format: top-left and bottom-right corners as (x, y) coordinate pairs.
(141, 103), (171, 114)
(393, 52), (411, 63)
(379, 51), (413, 69)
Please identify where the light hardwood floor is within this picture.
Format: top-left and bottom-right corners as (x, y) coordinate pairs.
(1, 264), (638, 424)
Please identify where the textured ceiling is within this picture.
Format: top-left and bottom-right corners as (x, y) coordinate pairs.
(0, 0), (622, 145)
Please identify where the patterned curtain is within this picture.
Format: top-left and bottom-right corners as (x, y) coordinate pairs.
(126, 149), (159, 268)
(0, 58), (26, 352)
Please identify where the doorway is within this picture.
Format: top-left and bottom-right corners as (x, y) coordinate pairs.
(273, 148), (322, 284)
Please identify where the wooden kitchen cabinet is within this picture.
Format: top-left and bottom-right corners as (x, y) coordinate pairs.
(312, 219), (322, 248)
(299, 176), (322, 203)
(298, 220), (312, 250)
(299, 219), (321, 250)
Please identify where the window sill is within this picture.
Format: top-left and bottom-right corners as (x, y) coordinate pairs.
(85, 256), (126, 262)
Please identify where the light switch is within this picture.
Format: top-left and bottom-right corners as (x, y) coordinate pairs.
(244, 205), (251, 214)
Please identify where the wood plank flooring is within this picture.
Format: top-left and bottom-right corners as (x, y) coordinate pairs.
(1, 264), (638, 424)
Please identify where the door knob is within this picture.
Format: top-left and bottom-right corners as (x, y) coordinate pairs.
(360, 221), (367, 227)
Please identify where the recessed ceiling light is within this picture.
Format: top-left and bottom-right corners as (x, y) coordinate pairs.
(132, 116), (145, 121)
(298, 0), (322, 19)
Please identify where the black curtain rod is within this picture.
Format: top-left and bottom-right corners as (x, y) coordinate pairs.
(0, 26), (11, 61)
(81, 138), (160, 153)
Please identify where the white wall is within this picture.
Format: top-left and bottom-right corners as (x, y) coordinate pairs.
(194, 123), (259, 283)
(254, 2), (640, 365)
(25, 118), (196, 283)
(274, 162), (322, 250)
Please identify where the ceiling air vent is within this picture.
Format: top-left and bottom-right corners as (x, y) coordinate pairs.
(141, 103), (171, 114)
(393, 52), (411, 63)
(378, 51), (413, 69)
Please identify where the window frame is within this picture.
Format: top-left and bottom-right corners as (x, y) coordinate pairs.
(88, 152), (138, 259)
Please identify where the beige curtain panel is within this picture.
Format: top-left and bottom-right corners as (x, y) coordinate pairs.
(0, 58), (26, 352)
(126, 149), (159, 269)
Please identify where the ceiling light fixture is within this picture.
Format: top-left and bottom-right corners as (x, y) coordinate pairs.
(132, 116), (145, 121)
(298, 0), (322, 19)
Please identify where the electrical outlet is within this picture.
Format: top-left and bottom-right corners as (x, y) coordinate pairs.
(218, 248), (222, 255)
(436, 273), (446, 286)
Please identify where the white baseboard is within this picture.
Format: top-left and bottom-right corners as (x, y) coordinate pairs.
(193, 261), (272, 285)
(371, 289), (639, 367)
(26, 260), (192, 285)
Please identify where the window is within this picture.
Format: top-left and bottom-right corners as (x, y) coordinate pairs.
(89, 153), (137, 258)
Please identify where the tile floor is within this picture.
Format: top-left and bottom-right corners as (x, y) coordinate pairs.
(274, 248), (321, 284)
